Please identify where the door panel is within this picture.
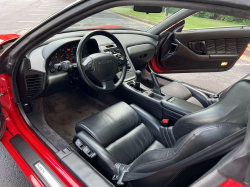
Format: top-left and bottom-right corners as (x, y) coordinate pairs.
(154, 26), (250, 73)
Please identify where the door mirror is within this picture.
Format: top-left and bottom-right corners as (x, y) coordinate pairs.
(133, 6), (162, 14)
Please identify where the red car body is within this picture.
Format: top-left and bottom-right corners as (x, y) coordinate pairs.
(0, 34), (20, 45)
(0, 2), (248, 186)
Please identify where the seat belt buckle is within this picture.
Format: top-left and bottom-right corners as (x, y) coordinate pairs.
(117, 170), (128, 186)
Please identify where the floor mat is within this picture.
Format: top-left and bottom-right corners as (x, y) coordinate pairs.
(43, 89), (108, 143)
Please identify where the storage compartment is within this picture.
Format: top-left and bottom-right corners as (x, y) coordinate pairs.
(147, 91), (164, 101)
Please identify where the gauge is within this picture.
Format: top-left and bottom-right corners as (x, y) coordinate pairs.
(54, 48), (67, 62)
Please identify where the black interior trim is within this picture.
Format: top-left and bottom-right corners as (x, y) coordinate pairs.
(9, 134), (65, 187)
(61, 152), (115, 187)
(17, 102), (59, 153)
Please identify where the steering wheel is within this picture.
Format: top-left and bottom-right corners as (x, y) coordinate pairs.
(76, 30), (127, 92)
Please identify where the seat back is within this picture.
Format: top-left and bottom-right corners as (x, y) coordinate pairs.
(172, 80), (250, 140)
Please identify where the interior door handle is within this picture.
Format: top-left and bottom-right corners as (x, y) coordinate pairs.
(168, 43), (178, 55)
(189, 41), (206, 54)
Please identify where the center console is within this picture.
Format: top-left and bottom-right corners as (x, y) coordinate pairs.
(121, 70), (203, 125)
(97, 44), (203, 125)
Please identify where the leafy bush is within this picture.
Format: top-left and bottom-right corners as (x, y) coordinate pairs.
(168, 7), (181, 14)
(194, 12), (215, 19)
(193, 11), (250, 25)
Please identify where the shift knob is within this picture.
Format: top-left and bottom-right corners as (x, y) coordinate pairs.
(135, 70), (141, 83)
(134, 70), (141, 90)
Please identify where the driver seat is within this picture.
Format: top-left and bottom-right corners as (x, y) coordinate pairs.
(74, 80), (250, 186)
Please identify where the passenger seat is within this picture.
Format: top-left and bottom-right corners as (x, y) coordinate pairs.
(161, 82), (207, 108)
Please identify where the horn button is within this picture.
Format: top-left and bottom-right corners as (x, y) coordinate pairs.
(86, 53), (118, 82)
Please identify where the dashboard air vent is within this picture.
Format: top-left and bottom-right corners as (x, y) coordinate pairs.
(26, 74), (42, 98)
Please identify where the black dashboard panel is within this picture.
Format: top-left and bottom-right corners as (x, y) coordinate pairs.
(19, 30), (158, 101)
(42, 30), (158, 47)
(127, 44), (156, 68)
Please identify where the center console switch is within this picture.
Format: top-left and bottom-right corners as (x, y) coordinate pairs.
(162, 96), (203, 125)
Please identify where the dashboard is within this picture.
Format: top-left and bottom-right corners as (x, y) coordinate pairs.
(17, 30), (158, 102)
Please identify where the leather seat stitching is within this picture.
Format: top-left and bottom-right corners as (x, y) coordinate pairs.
(77, 123), (102, 144)
(105, 123), (149, 148)
(106, 124), (155, 164)
(164, 129), (172, 147)
(162, 129), (170, 147)
(169, 128), (176, 143)
(131, 124), (244, 171)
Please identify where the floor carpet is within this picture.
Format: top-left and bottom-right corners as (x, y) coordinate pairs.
(43, 89), (108, 143)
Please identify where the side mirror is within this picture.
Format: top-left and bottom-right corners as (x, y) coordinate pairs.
(133, 6), (162, 14)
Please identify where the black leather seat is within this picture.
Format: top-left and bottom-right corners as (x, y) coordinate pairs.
(161, 81), (218, 108)
(74, 80), (250, 186)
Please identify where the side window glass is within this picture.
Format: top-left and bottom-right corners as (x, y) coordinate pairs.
(183, 11), (250, 30)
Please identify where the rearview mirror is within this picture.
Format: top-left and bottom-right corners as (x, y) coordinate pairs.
(133, 6), (162, 14)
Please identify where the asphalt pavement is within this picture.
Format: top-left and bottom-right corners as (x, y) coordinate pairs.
(0, 1), (250, 186)
(0, 0), (76, 186)
(164, 57), (250, 93)
(70, 10), (152, 31)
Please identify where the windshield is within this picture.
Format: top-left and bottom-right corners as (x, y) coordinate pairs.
(63, 6), (181, 32)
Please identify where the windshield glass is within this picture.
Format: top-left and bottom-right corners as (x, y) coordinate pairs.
(63, 6), (181, 32)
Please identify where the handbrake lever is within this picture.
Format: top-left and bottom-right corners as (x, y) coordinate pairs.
(150, 72), (161, 95)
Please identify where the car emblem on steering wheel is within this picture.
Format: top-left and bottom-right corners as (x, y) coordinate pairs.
(98, 60), (112, 64)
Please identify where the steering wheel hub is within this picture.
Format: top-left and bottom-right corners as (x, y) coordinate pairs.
(84, 53), (118, 82)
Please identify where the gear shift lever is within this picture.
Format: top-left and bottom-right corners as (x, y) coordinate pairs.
(134, 70), (141, 90)
(150, 72), (161, 95)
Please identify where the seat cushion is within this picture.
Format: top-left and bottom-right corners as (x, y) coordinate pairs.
(106, 124), (165, 165)
(75, 102), (141, 147)
(161, 82), (192, 100)
(74, 102), (166, 177)
(186, 97), (204, 107)
(161, 82), (203, 107)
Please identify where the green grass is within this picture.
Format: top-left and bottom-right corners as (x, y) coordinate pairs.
(111, 7), (246, 30)
(184, 16), (244, 30)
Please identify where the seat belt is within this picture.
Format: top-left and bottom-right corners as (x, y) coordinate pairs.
(114, 127), (246, 185)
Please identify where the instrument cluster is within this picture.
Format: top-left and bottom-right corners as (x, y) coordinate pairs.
(48, 41), (89, 73)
